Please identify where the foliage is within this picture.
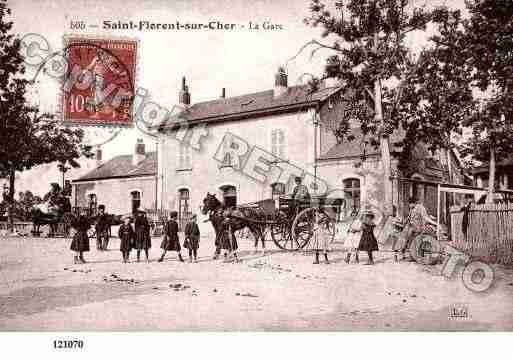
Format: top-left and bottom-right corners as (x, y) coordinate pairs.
(13, 190), (42, 221)
(303, 0), (513, 190)
(304, 0), (433, 145)
(457, 0), (513, 165)
(0, 0), (92, 205)
(398, 8), (475, 153)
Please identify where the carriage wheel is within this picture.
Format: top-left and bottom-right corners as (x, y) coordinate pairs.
(292, 207), (335, 250)
(270, 215), (295, 250)
(409, 233), (441, 265)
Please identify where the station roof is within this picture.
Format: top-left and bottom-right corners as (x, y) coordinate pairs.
(73, 152), (156, 183)
(157, 85), (342, 128)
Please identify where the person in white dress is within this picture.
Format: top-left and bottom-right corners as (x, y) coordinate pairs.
(344, 207), (362, 263)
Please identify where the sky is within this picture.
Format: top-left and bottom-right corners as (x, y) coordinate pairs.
(4, 0), (466, 196)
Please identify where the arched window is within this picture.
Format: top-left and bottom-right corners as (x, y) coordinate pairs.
(178, 189), (190, 230)
(220, 185), (237, 208)
(131, 190), (141, 214)
(271, 129), (286, 160)
(343, 178), (360, 215)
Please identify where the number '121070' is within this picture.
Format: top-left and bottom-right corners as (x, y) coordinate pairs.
(53, 340), (84, 349)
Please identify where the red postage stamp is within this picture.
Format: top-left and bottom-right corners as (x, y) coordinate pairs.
(62, 36), (138, 126)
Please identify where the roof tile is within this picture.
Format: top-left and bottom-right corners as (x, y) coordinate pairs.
(159, 85), (341, 127)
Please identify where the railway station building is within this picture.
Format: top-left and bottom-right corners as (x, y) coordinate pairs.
(154, 69), (467, 225)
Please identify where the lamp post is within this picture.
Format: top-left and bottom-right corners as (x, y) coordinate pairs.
(57, 163), (70, 189)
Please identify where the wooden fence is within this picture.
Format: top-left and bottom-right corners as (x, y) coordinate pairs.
(450, 203), (513, 265)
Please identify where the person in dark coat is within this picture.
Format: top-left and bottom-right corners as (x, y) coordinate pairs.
(291, 176), (310, 215)
(118, 216), (135, 263)
(184, 214), (200, 262)
(461, 196), (473, 240)
(219, 214), (238, 262)
(357, 210), (379, 265)
(134, 210), (151, 262)
(95, 205), (110, 251)
(70, 214), (91, 264)
(158, 211), (184, 262)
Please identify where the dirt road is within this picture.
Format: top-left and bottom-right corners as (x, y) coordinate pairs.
(0, 234), (512, 330)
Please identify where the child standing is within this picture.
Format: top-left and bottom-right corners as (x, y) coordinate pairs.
(70, 214), (91, 264)
(158, 211), (185, 262)
(345, 210), (363, 264)
(134, 211), (151, 262)
(357, 210), (379, 265)
(118, 216), (134, 263)
(312, 213), (331, 264)
(184, 214), (200, 262)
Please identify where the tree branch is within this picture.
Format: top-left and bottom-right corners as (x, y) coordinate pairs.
(287, 39), (344, 65)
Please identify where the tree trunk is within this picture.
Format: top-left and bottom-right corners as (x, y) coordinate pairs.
(487, 146), (495, 204)
(446, 148), (453, 182)
(372, 31), (393, 216)
(375, 78), (393, 215)
(8, 169), (15, 232)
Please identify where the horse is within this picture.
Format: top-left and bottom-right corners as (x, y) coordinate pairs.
(30, 202), (62, 236)
(201, 192), (269, 260)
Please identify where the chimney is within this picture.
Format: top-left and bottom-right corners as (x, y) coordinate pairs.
(133, 138), (146, 166)
(274, 66), (288, 98)
(179, 76), (191, 107)
(220, 87), (226, 99)
(95, 146), (103, 167)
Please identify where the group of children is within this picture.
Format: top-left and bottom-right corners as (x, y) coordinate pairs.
(344, 209), (379, 265)
(70, 209), (201, 264)
(70, 204), (380, 266)
(309, 208), (379, 265)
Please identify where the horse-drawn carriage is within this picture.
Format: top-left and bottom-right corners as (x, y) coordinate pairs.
(201, 192), (339, 251)
(202, 190), (445, 265)
(31, 204), (123, 241)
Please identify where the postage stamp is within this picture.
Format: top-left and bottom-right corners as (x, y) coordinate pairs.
(62, 36), (138, 126)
